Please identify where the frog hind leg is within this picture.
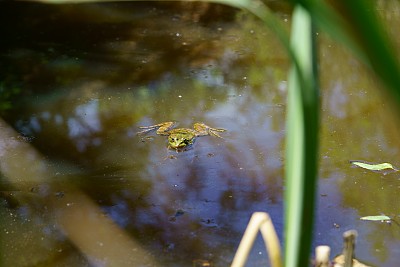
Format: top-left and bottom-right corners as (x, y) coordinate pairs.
(193, 122), (226, 138)
(137, 121), (176, 135)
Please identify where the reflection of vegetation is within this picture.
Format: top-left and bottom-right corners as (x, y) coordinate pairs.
(226, 10), (288, 93)
(0, 81), (21, 113)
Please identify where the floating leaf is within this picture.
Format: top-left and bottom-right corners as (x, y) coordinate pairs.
(350, 160), (398, 173)
(360, 215), (391, 221)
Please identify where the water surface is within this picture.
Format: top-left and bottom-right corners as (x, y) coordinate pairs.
(1, 1), (400, 266)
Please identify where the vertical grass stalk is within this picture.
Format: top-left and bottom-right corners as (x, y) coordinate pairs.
(285, 5), (319, 267)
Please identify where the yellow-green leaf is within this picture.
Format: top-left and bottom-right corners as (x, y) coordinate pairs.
(350, 160), (398, 173)
(360, 215), (391, 221)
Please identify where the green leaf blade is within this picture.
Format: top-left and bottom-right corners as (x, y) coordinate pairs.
(350, 160), (398, 173)
(360, 215), (391, 222)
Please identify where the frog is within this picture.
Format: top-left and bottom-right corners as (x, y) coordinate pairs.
(137, 121), (226, 150)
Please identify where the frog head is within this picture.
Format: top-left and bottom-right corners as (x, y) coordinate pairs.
(168, 132), (195, 149)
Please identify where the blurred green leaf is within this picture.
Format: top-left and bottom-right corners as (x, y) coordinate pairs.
(285, 5), (319, 267)
(300, 0), (400, 114)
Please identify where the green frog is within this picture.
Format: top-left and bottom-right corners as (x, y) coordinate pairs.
(138, 121), (226, 150)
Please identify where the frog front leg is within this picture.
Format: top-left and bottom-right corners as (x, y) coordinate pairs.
(137, 121), (176, 135)
(193, 122), (226, 138)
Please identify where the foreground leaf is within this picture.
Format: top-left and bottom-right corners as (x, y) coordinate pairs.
(360, 215), (391, 222)
(284, 6), (319, 267)
(350, 160), (398, 173)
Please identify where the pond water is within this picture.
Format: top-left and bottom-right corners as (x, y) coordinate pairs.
(1, 1), (400, 266)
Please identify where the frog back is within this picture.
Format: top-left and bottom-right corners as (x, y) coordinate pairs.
(168, 128), (197, 138)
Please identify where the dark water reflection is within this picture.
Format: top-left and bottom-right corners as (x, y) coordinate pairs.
(1, 1), (400, 266)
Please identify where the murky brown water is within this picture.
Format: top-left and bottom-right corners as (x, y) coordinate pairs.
(1, 1), (400, 266)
